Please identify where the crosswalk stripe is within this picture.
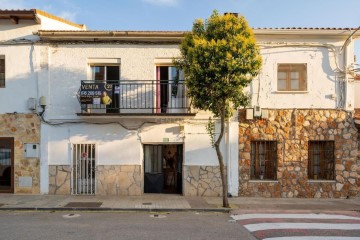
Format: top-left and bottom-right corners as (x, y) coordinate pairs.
(244, 222), (360, 232)
(231, 213), (360, 221)
(263, 237), (360, 240)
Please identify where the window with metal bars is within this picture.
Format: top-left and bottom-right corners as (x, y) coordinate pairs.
(250, 141), (277, 180)
(308, 141), (335, 180)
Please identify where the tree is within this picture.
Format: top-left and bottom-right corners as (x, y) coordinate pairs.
(175, 11), (262, 207)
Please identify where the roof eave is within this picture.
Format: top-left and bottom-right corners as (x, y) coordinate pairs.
(37, 31), (186, 42)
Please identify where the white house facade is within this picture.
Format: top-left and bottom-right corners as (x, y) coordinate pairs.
(0, 10), (359, 198)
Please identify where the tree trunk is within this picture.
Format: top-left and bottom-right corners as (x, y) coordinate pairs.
(214, 106), (229, 208)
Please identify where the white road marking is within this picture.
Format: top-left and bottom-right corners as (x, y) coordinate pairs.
(244, 222), (360, 232)
(231, 213), (360, 221)
(263, 237), (360, 240)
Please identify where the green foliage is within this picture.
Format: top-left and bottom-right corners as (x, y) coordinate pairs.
(206, 117), (215, 147)
(175, 10), (262, 119)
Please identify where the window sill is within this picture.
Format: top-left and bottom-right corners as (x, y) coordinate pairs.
(307, 180), (336, 183)
(249, 180), (279, 183)
(274, 91), (309, 94)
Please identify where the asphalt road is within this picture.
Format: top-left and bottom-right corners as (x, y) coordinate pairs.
(0, 211), (255, 240)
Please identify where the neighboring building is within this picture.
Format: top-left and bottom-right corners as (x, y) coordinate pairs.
(0, 10), (359, 198)
(0, 9), (85, 194)
(239, 28), (360, 198)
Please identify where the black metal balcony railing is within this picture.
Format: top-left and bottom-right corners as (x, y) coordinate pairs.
(78, 80), (191, 115)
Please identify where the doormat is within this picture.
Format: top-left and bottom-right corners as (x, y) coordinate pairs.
(64, 202), (102, 208)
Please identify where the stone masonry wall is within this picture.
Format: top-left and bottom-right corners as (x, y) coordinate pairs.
(49, 165), (71, 194)
(96, 165), (142, 196)
(0, 113), (40, 194)
(49, 165), (142, 195)
(239, 109), (360, 198)
(183, 166), (223, 197)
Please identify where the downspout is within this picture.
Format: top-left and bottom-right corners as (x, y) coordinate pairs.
(226, 118), (231, 196)
(341, 28), (360, 110)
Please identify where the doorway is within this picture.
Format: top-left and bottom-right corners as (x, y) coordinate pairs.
(144, 144), (183, 194)
(71, 144), (96, 195)
(0, 138), (14, 193)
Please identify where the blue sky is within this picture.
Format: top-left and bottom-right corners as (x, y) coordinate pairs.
(2, 0), (360, 30)
(2, 0), (360, 59)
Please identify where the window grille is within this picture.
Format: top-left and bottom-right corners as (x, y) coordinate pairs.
(250, 141), (277, 180)
(308, 141), (334, 180)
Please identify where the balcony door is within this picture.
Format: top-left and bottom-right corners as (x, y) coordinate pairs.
(91, 65), (120, 113)
(156, 66), (184, 113)
(0, 138), (14, 193)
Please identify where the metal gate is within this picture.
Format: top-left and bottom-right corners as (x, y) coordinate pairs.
(71, 144), (96, 195)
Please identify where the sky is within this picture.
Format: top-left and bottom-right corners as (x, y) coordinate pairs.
(2, 0), (360, 58)
(2, 0), (360, 30)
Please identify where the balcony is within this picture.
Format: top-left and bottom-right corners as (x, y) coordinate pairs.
(77, 80), (195, 117)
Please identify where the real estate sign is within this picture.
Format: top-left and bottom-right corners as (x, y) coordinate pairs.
(79, 82), (113, 105)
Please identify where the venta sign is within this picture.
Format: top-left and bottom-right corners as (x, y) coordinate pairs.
(80, 83), (113, 105)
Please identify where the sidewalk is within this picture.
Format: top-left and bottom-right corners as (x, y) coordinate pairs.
(0, 194), (359, 212)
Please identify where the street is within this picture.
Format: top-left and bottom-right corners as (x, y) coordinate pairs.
(0, 211), (254, 240)
(231, 210), (360, 240)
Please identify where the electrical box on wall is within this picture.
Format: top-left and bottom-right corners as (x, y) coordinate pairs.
(254, 106), (262, 117)
(24, 143), (40, 158)
(246, 109), (254, 120)
(262, 109), (269, 119)
(27, 98), (36, 110)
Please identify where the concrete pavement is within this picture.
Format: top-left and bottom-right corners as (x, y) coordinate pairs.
(0, 194), (359, 212)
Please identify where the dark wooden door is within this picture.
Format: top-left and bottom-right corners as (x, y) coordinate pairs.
(0, 138), (14, 193)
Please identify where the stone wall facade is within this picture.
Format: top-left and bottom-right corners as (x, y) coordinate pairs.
(96, 165), (142, 196)
(49, 165), (71, 194)
(49, 165), (142, 196)
(239, 109), (360, 198)
(183, 166), (223, 196)
(0, 113), (40, 194)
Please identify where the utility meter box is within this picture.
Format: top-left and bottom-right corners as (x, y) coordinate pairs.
(254, 106), (262, 117)
(24, 143), (40, 158)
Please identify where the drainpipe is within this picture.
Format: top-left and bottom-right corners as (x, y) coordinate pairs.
(226, 118), (231, 196)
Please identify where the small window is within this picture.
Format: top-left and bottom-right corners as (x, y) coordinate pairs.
(277, 64), (307, 91)
(308, 141), (335, 180)
(250, 141), (277, 180)
(0, 55), (5, 88)
(90, 65), (120, 83)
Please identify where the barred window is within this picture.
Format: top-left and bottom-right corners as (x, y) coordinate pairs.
(308, 141), (335, 180)
(250, 141), (277, 180)
(0, 55), (5, 88)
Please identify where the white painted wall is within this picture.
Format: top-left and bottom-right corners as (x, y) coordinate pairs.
(37, 14), (84, 31)
(0, 15), (82, 42)
(47, 123), (140, 165)
(250, 36), (354, 110)
(0, 45), (41, 114)
(45, 44), (181, 119)
(0, 20), (40, 41)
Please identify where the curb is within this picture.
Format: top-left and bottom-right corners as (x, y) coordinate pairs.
(0, 207), (230, 213)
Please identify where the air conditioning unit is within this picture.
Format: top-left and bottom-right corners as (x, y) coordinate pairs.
(254, 105), (262, 117)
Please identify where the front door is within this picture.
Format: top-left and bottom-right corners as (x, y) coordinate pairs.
(71, 144), (96, 195)
(144, 144), (183, 194)
(0, 138), (14, 193)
